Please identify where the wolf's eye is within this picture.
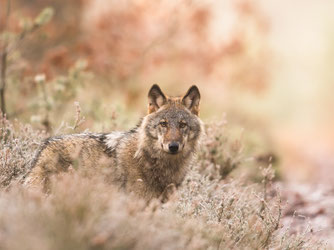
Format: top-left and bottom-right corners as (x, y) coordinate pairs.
(179, 122), (187, 128)
(160, 121), (168, 127)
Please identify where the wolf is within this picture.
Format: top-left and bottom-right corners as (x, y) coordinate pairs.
(25, 84), (203, 201)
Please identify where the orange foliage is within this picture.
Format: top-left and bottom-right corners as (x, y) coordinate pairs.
(6, 0), (270, 93)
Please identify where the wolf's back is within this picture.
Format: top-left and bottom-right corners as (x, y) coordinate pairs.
(25, 132), (123, 188)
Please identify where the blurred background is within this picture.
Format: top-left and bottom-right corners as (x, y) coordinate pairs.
(1, 0), (334, 184)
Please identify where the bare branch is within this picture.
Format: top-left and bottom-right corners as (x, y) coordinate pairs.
(0, 0), (11, 115)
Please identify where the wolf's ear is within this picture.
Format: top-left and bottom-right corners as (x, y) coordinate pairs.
(148, 84), (167, 113)
(182, 85), (201, 115)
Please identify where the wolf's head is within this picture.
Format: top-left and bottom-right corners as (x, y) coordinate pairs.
(139, 84), (203, 157)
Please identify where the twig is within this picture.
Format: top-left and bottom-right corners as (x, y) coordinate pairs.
(35, 74), (51, 131)
(70, 102), (85, 131)
(0, 0), (11, 115)
(0, 46), (7, 115)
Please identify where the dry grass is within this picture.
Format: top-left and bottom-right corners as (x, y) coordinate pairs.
(0, 114), (47, 188)
(197, 119), (245, 180)
(0, 1), (332, 248)
(0, 115), (324, 250)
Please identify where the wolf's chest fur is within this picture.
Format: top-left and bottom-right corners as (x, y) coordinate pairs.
(103, 130), (192, 199)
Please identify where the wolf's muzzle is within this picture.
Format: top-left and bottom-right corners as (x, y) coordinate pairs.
(168, 142), (179, 154)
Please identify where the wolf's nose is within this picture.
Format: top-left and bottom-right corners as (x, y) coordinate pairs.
(168, 142), (179, 154)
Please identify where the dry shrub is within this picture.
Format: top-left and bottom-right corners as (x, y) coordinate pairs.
(177, 164), (325, 249)
(198, 117), (280, 182)
(30, 60), (92, 131)
(0, 168), (323, 250)
(80, 0), (270, 93)
(2, 0), (271, 130)
(0, 117), (323, 249)
(198, 119), (245, 180)
(7, 0), (270, 93)
(0, 114), (47, 188)
(80, 0), (216, 79)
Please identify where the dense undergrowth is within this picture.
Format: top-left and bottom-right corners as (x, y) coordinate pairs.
(0, 1), (332, 249)
(0, 114), (323, 250)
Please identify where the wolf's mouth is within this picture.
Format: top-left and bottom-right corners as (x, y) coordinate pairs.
(168, 151), (179, 155)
